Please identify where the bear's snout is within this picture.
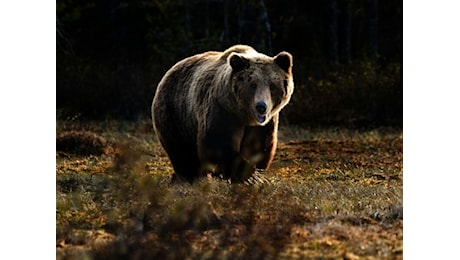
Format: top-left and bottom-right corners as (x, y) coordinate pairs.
(255, 101), (267, 114)
(254, 101), (268, 124)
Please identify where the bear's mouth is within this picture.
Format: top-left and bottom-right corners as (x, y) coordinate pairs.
(255, 113), (267, 123)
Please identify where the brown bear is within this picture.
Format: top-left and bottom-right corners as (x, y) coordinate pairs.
(152, 45), (294, 183)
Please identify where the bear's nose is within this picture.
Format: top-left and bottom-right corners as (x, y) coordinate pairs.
(255, 101), (267, 114)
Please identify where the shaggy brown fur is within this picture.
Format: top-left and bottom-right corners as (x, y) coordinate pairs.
(152, 45), (294, 182)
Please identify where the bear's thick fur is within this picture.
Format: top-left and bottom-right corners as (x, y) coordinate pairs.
(152, 45), (294, 182)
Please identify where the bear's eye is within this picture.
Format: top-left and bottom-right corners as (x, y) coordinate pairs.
(250, 83), (257, 90)
(269, 83), (277, 91)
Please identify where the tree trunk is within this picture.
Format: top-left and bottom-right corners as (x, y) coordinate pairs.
(222, 0), (229, 46)
(328, 0), (339, 65)
(368, 0), (378, 64)
(259, 0), (272, 55)
(344, 0), (352, 64)
(204, 0), (210, 39)
(184, 0), (191, 56)
(237, 1), (244, 43)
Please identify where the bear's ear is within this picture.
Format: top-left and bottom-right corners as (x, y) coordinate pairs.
(274, 51), (293, 74)
(229, 53), (250, 72)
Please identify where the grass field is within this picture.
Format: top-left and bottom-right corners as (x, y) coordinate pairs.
(56, 121), (402, 259)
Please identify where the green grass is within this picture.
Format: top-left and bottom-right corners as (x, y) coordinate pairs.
(56, 121), (402, 259)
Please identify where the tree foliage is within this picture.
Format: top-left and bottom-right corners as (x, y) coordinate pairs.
(57, 0), (402, 126)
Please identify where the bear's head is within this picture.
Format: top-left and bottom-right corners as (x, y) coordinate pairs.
(228, 50), (294, 126)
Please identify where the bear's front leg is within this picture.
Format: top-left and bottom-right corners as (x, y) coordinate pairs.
(198, 124), (255, 183)
(240, 114), (278, 170)
(223, 151), (255, 183)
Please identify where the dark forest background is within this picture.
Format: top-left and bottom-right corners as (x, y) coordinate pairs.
(56, 0), (402, 127)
